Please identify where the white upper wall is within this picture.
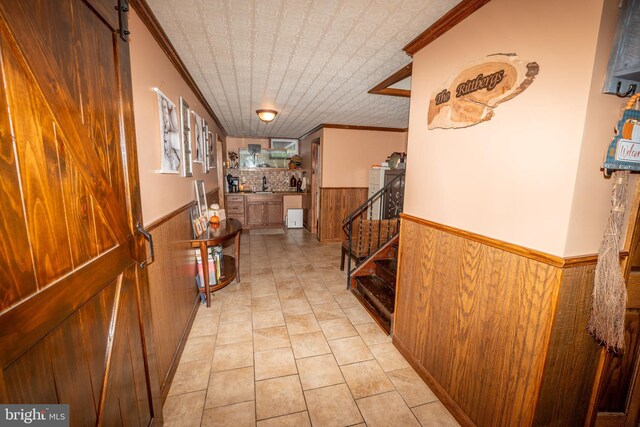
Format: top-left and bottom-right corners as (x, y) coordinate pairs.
(404, 0), (619, 256)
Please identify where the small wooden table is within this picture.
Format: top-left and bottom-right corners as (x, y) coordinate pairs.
(190, 218), (242, 307)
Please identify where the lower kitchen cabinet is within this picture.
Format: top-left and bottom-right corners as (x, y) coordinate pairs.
(234, 194), (284, 228)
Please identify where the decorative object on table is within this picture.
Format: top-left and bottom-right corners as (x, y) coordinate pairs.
(289, 155), (302, 169)
(428, 53), (539, 130)
(155, 88), (181, 173)
(209, 203), (226, 221)
(194, 179), (208, 218)
(270, 138), (299, 155)
(192, 216), (204, 236)
(193, 111), (204, 164)
(590, 95), (640, 352)
(208, 131), (217, 170)
(179, 97), (193, 177)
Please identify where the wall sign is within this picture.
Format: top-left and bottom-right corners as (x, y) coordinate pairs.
(428, 53), (539, 130)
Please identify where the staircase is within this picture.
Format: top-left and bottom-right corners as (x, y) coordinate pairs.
(341, 170), (404, 334)
(351, 241), (398, 333)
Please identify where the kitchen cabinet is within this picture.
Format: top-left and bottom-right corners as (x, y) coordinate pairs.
(225, 194), (246, 225)
(245, 194), (283, 228)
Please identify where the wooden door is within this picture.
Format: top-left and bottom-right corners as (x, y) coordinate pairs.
(0, 0), (160, 425)
(311, 139), (320, 235)
(594, 184), (640, 426)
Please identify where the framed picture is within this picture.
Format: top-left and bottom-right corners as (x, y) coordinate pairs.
(179, 97), (192, 177)
(203, 122), (210, 174)
(270, 138), (299, 156)
(189, 205), (201, 238)
(156, 89), (180, 173)
(193, 111), (204, 164)
(194, 179), (208, 218)
(208, 131), (216, 170)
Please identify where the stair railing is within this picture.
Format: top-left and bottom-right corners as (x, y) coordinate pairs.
(343, 170), (405, 288)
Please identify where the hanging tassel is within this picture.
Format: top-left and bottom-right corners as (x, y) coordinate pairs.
(588, 170), (630, 352)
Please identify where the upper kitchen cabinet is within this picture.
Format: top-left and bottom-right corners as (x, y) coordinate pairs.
(603, 0), (640, 96)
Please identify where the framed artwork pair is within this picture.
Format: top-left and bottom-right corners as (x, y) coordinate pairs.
(155, 88), (217, 176)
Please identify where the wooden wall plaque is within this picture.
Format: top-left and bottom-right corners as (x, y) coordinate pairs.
(428, 53), (539, 129)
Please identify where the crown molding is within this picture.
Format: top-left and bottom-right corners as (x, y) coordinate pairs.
(128, 0), (227, 137)
(299, 123), (408, 140)
(369, 63), (412, 98)
(403, 0), (492, 57)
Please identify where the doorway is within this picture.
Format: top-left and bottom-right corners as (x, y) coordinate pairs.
(311, 139), (320, 236)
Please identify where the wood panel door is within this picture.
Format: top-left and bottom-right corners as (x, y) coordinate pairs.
(0, 0), (160, 425)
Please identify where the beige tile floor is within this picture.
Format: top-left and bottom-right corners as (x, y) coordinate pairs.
(163, 229), (459, 427)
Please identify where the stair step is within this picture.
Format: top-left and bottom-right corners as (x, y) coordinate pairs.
(374, 259), (397, 289)
(354, 275), (395, 322)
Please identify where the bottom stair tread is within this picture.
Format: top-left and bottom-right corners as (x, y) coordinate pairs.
(354, 275), (395, 320)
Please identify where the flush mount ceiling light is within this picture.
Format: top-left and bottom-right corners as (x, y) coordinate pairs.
(256, 109), (277, 123)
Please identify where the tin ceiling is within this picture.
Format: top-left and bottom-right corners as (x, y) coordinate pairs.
(147, 0), (461, 138)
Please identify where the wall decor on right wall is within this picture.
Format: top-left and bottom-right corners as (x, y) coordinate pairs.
(193, 111), (204, 164)
(428, 53), (540, 130)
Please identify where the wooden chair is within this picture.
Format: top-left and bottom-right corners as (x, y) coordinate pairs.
(340, 219), (398, 270)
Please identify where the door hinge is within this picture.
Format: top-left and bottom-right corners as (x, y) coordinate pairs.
(116, 0), (130, 42)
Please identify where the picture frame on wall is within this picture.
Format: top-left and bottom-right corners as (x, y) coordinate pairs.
(194, 179), (208, 218)
(202, 122), (209, 173)
(193, 111), (204, 164)
(208, 131), (216, 170)
(156, 89), (181, 174)
(179, 97), (193, 177)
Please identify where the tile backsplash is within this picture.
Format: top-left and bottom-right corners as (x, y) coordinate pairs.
(225, 169), (306, 192)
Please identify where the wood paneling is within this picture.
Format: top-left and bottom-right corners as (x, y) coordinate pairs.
(147, 204), (201, 401)
(393, 215), (602, 426)
(533, 264), (601, 426)
(403, 0), (492, 56)
(318, 187), (368, 242)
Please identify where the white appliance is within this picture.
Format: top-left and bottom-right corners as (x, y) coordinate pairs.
(368, 167), (389, 219)
(286, 208), (303, 228)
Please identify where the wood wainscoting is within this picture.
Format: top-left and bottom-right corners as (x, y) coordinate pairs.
(146, 189), (218, 401)
(393, 213), (605, 426)
(318, 187), (368, 242)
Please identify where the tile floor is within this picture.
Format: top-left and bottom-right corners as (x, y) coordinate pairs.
(163, 229), (459, 427)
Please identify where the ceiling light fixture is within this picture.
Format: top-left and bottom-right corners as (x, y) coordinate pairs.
(256, 109), (277, 123)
